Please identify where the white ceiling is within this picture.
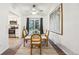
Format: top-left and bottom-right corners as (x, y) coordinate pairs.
(10, 3), (59, 16)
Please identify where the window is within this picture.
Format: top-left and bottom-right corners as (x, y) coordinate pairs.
(29, 18), (40, 34)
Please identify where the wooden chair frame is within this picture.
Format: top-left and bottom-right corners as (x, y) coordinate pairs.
(30, 34), (42, 55)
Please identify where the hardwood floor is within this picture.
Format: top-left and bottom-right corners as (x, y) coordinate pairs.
(49, 39), (66, 55)
(2, 38), (21, 55)
(1, 47), (19, 55)
(1, 38), (66, 55)
(15, 42), (58, 55)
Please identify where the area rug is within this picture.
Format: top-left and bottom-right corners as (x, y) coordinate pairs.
(16, 42), (58, 55)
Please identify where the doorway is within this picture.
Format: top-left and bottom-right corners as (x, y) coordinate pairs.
(8, 12), (20, 48)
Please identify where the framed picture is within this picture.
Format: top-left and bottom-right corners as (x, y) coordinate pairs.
(49, 3), (63, 35)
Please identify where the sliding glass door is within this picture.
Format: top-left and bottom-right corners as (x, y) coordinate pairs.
(29, 18), (40, 35)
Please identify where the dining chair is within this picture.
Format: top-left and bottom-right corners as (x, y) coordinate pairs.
(45, 31), (49, 47)
(41, 30), (49, 47)
(22, 29), (28, 47)
(30, 34), (42, 55)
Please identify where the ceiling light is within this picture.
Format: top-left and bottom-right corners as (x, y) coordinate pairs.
(32, 12), (36, 15)
(31, 4), (43, 15)
(32, 11), (38, 15)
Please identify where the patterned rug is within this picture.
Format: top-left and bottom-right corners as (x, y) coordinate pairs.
(15, 41), (58, 55)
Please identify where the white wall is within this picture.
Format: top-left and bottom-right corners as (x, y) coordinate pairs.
(0, 4), (10, 54)
(49, 3), (79, 55)
(43, 15), (50, 33)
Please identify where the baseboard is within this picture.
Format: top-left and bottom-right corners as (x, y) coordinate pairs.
(49, 39), (77, 55)
(56, 44), (77, 55)
(0, 46), (9, 54)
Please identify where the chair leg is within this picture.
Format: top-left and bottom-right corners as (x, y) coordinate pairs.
(31, 44), (32, 55)
(46, 41), (48, 47)
(46, 39), (48, 47)
(24, 39), (25, 47)
(40, 44), (41, 55)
